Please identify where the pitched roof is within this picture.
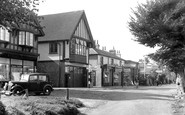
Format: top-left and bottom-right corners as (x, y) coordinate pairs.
(38, 10), (86, 42)
(91, 48), (125, 61)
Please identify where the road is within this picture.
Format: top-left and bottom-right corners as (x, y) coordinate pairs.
(79, 84), (176, 115)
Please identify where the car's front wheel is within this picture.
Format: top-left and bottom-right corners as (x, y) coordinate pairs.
(13, 87), (23, 96)
(43, 87), (51, 95)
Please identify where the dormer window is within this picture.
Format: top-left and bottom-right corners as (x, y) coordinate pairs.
(19, 31), (34, 46)
(0, 26), (10, 42)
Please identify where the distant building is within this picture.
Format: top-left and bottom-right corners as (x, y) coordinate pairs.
(89, 42), (125, 87)
(38, 10), (94, 87)
(124, 60), (139, 85)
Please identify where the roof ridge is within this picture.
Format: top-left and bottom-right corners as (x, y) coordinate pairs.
(39, 10), (84, 16)
(94, 48), (124, 60)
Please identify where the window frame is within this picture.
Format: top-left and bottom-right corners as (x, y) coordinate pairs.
(0, 26), (10, 42)
(70, 38), (87, 56)
(19, 31), (34, 46)
(49, 42), (58, 54)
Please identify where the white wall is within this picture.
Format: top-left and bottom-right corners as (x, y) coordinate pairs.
(38, 42), (63, 61)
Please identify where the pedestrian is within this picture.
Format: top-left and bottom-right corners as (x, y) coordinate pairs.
(135, 77), (139, 89)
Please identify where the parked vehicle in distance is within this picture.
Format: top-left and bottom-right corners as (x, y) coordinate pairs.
(10, 73), (53, 95)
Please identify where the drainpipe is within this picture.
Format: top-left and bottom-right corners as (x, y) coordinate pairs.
(58, 43), (61, 87)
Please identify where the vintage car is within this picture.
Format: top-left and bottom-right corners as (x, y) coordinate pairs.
(10, 73), (53, 95)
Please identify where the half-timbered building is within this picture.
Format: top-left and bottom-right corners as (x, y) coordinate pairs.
(0, 22), (44, 81)
(38, 10), (94, 87)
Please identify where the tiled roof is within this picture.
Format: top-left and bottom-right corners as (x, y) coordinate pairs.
(92, 48), (124, 60)
(38, 10), (84, 42)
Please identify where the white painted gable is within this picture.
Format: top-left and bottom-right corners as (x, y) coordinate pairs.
(74, 18), (90, 40)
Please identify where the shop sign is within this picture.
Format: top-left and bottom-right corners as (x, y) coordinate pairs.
(11, 65), (22, 68)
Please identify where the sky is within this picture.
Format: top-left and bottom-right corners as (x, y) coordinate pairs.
(38, 0), (157, 62)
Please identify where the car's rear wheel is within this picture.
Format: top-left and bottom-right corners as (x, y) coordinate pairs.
(13, 87), (23, 96)
(44, 87), (51, 95)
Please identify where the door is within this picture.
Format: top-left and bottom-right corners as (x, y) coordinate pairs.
(29, 75), (38, 91)
(38, 74), (48, 91)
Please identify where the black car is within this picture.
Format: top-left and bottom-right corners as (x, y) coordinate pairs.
(10, 73), (53, 95)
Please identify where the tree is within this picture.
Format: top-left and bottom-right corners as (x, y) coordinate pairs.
(0, 0), (44, 29)
(128, 0), (185, 90)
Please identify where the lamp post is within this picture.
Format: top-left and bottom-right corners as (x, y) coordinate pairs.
(143, 56), (146, 78)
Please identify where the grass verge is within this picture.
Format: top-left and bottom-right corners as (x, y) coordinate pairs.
(1, 95), (85, 115)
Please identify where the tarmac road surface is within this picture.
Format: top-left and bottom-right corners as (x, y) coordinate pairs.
(82, 84), (176, 115)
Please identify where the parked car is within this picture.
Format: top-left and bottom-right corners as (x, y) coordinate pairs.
(10, 73), (53, 95)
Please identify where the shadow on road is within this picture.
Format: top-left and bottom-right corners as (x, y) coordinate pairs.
(51, 87), (174, 101)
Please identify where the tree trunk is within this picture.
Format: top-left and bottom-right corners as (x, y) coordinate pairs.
(178, 69), (185, 93)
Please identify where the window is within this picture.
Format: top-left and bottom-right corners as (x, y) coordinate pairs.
(0, 26), (10, 42)
(120, 61), (122, 66)
(70, 38), (87, 56)
(39, 75), (48, 82)
(19, 31), (25, 45)
(19, 31), (34, 46)
(100, 57), (103, 65)
(49, 42), (58, 54)
(29, 75), (37, 82)
(111, 59), (114, 65)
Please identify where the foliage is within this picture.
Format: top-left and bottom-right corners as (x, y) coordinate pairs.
(2, 96), (84, 115)
(0, 101), (5, 115)
(128, 0), (185, 73)
(0, 0), (44, 29)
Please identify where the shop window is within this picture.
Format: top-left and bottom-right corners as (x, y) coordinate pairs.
(0, 64), (9, 80)
(104, 72), (109, 83)
(49, 42), (58, 54)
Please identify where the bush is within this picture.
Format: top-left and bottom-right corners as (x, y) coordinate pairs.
(0, 101), (5, 115)
(6, 106), (25, 115)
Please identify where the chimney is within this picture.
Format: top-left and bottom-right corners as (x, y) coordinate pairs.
(102, 46), (106, 51)
(109, 46), (116, 55)
(95, 40), (100, 49)
(116, 50), (121, 57)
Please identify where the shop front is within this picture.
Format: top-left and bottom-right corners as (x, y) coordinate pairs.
(64, 63), (88, 87)
(0, 57), (36, 81)
(101, 64), (123, 86)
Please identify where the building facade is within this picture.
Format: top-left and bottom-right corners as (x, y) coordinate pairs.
(0, 23), (44, 81)
(124, 60), (139, 85)
(89, 45), (125, 87)
(38, 11), (94, 87)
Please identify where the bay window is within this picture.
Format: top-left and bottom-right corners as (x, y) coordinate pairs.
(19, 31), (34, 46)
(70, 38), (87, 56)
(0, 26), (10, 42)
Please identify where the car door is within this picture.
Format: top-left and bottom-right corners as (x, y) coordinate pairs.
(29, 74), (39, 91)
(38, 74), (48, 91)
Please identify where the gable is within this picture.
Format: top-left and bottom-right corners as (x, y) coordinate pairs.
(38, 11), (83, 42)
(74, 18), (90, 40)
